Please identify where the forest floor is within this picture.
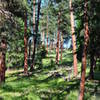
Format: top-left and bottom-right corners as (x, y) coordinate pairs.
(0, 50), (100, 100)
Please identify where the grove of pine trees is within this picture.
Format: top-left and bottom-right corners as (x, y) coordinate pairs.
(0, 0), (100, 100)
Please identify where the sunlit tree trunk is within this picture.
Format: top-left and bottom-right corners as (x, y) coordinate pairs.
(30, 0), (36, 71)
(28, 40), (31, 65)
(60, 32), (63, 62)
(79, 0), (89, 100)
(0, 39), (6, 83)
(24, 12), (28, 74)
(56, 12), (60, 64)
(69, 0), (78, 76)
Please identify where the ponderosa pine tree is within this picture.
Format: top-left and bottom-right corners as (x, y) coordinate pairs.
(0, 0), (30, 81)
(69, 0), (78, 76)
(30, 0), (36, 71)
(56, 12), (60, 64)
(0, 0), (8, 83)
(79, 0), (89, 99)
(46, 13), (49, 54)
(0, 39), (7, 83)
(30, 0), (41, 71)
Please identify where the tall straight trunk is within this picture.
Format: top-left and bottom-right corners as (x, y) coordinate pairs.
(79, 0), (89, 100)
(24, 12), (28, 74)
(30, 0), (36, 71)
(69, 0), (78, 76)
(46, 13), (48, 54)
(56, 12), (60, 64)
(30, 0), (41, 71)
(60, 32), (63, 62)
(50, 40), (53, 50)
(28, 40), (31, 65)
(56, 30), (60, 64)
(0, 39), (6, 83)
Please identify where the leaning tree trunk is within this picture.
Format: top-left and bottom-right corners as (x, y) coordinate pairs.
(30, 0), (36, 71)
(30, 0), (41, 71)
(24, 12), (28, 74)
(0, 39), (6, 83)
(79, 0), (89, 100)
(69, 0), (78, 76)
(56, 12), (60, 64)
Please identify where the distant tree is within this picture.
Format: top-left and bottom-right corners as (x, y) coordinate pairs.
(60, 32), (63, 62)
(56, 12), (60, 64)
(46, 12), (49, 54)
(24, 12), (28, 74)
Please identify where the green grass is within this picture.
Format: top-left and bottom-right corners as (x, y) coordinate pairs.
(0, 50), (100, 100)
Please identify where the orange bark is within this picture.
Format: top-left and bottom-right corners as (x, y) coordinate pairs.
(79, 0), (89, 99)
(60, 33), (63, 62)
(56, 12), (60, 64)
(69, 0), (78, 76)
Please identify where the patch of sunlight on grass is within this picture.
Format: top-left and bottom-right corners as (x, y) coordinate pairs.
(2, 50), (99, 100)
(25, 93), (41, 100)
(57, 78), (64, 83)
(42, 59), (51, 66)
(66, 90), (78, 100)
(37, 83), (50, 89)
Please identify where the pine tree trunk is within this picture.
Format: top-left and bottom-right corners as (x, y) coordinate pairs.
(0, 1), (7, 83)
(28, 40), (31, 66)
(0, 39), (6, 83)
(24, 12), (28, 74)
(30, 0), (41, 71)
(60, 32), (63, 62)
(79, 0), (89, 99)
(69, 0), (78, 76)
(56, 30), (60, 64)
(30, 0), (36, 71)
(56, 12), (60, 64)
(46, 14), (48, 54)
(0, 53), (5, 83)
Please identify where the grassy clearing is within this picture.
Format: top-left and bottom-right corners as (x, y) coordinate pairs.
(0, 50), (100, 100)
